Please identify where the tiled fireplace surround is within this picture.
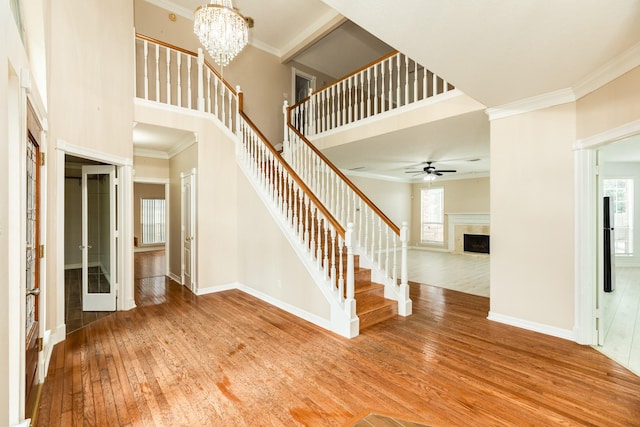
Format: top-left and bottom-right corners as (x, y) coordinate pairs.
(447, 214), (490, 253)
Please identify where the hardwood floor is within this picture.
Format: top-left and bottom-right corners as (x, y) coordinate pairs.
(36, 253), (640, 426)
(406, 249), (489, 297)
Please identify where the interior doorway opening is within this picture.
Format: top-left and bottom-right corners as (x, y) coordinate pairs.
(64, 155), (116, 333)
(595, 135), (640, 375)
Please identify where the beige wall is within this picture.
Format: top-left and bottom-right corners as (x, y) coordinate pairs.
(348, 175), (412, 228)
(133, 0), (292, 145)
(490, 103), (576, 330)
(195, 122), (239, 288)
(134, 156), (170, 179)
(411, 177), (490, 248)
(236, 170), (331, 320)
(577, 66), (640, 140)
(133, 183), (165, 248)
(45, 0), (134, 345)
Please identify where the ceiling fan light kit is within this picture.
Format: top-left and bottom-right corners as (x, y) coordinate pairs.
(406, 161), (457, 179)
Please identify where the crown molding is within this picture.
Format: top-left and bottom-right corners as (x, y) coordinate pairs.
(168, 132), (198, 158)
(133, 148), (169, 159)
(573, 41), (640, 100)
(574, 118), (640, 150)
(485, 88), (576, 121)
(144, 0), (192, 20)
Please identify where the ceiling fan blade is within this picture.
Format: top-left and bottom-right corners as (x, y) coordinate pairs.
(435, 171), (443, 176)
(435, 169), (457, 173)
(405, 170), (423, 174)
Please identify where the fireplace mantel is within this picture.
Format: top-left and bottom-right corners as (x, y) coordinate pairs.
(446, 213), (490, 253)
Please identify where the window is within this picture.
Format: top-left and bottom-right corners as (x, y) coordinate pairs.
(141, 198), (166, 245)
(603, 179), (634, 255)
(421, 187), (444, 243)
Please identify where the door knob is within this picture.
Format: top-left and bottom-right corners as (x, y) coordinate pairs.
(27, 288), (40, 297)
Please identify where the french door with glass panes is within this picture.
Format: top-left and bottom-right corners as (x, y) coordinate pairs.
(81, 165), (117, 311)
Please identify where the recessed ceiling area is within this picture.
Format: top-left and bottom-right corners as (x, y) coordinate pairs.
(321, 110), (490, 181)
(133, 123), (195, 158)
(292, 20), (393, 80)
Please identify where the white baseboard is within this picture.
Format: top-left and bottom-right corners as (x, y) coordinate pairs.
(43, 323), (66, 379)
(237, 284), (332, 332)
(122, 298), (137, 311)
(487, 311), (575, 342)
(193, 282), (333, 332)
(64, 263), (82, 270)
(134, 246), (165, 253)
(168, 272), (182, 284)
(195, 282), (237, 296)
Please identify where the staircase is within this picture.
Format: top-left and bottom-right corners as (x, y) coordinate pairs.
(134, 34), (412, 337)
(353, 262), (398, 329)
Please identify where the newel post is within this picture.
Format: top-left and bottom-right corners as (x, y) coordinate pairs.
(398, 221), (412, 316)
(282, 100), (291, 163)
(196, 48), (205, 112)
(345, 223), (356, 316)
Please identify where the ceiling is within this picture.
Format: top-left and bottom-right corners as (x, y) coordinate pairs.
(320, 0), (640, 107)
(136, 0), (640, 181)
(322, 110), (490, 181)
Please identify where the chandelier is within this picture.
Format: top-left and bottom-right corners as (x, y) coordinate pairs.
(193, 1), (250, 67)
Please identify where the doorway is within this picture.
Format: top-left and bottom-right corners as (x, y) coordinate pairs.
(181, 169), (196, 293)
(64, 156), (117, 333)
(292, 68), (316, 105)
(595, 136), (640, 375)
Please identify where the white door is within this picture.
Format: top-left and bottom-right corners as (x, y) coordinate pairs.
(181, 170), (196, 292)
(81, 165), (117, 311)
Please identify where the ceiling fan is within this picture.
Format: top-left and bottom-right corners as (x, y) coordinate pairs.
(405, 161), (457, 177)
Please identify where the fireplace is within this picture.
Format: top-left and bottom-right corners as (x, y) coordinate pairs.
(464, 234), (490, 254)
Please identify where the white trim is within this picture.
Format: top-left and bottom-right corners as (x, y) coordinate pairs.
(487, 311), (575, 341)
(574, 41), (640, 100)
(143, 0), (192, 20)
(134, 246), (165, 253)
(291, 67), (316, 105)
(485, 88), (576, 121)
(168, 272), (181, 283)
(57, 139), (132, 166)
(168, 132), (197, 158)
(192, 282), (334, 332)
(310, 89), (465, 141)
(238, 284), (333, 331)
(574, 119), (640, 150)
(573, 149), (598, 345)
(135, 98), (236, 142)
(133, 148), (168, 159)
(133, 176), (170, 184)
(195, 282), (237, 296)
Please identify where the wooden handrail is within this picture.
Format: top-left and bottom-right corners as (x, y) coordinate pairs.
(291, 50), (399, 110)
(286, 112), (400, 236)
(135, 33), (236, 95)
(136, 33), (197, 57)
(239, 111), (346, 237)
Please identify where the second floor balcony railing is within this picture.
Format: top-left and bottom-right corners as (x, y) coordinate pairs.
(290, 51), (454, 137)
